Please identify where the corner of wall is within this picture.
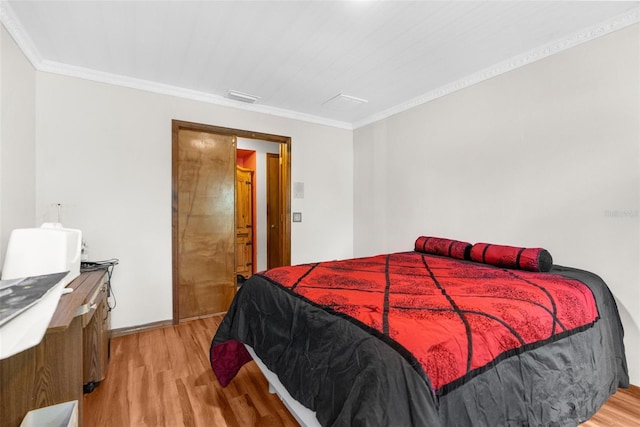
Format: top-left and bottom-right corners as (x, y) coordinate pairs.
(0, 24), (37, 270)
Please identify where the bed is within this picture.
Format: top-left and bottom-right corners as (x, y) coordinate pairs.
(210, 237), (628, 426)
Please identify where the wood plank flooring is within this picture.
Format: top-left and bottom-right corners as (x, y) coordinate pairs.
(84, 316), (639, 427)
(580, 384), (640, 427)
(83, 316), (297, 427)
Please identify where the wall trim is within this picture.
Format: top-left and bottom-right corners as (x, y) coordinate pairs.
(36, 58), (353, 130)
(352, 7), (640, 129)
(0, 1), (351, 130)
(0, 1), (42, 66)
(109, 312), (225, 338)
(109, 319), (174, 338)
(2, 2), (638, 131)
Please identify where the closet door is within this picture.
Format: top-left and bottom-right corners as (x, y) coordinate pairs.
(266, 153), (282, 269)
(174, 129), (236, 319)
(235, 166), (253, 278)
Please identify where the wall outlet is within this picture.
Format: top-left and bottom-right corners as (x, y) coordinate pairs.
(292, 212), (302, 222)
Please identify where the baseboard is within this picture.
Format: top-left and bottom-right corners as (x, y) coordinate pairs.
(109, 312), (226, 338)
(177, 312), (226, 323)
(109, 319), (174, 338)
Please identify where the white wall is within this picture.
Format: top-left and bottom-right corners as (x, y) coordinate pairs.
(0, 25), (36, 270)
(236, 137), (280, 272)
(33, 72), (353, 330)
(354, 24), (640, 384)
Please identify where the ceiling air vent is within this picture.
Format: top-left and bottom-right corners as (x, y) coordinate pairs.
(322, 93), (368, 111)
(227, 90), (260, 103)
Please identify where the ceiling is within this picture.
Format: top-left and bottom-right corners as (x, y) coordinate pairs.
(2, 1), (639, 129)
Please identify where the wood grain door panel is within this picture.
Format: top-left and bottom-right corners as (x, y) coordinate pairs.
(266, 153), (282, 269)
(236, 166), (253, 278)
(176, 129), (236, 319)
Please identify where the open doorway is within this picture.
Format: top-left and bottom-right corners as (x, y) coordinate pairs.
(236, 139), (284, 276)
(172, 120), (291, 322)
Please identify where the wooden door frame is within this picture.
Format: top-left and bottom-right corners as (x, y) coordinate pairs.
(172, 120), (291, 322)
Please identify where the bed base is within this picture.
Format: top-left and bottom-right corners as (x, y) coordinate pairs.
(245, 345), (321, 427)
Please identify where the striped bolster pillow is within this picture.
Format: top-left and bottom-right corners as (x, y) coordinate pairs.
(414, 236), (472, 260)
(470, 243), (553, 272)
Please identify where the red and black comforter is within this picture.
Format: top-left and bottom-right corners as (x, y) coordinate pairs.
(210, 252), (628, 426)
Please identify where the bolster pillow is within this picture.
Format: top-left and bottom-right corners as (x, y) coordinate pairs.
(414, 236), (472, 260)
(470, 243), (553, 272)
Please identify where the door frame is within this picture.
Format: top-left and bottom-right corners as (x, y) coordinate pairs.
(171, 120), (291, 322)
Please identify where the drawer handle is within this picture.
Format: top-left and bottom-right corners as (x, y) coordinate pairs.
(75, 304), (89, 317)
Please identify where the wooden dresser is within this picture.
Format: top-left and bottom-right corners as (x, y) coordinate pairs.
(0, 270), (110, 427)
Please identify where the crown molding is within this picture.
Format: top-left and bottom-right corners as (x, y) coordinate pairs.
(0, 1), (352, 131)
(0, 0), (42, 66)
(35, 59), (353, 130)
(353, 6), (640, 129)
(2, 2), (638, 132)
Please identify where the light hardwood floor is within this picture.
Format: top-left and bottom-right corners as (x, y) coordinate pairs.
(84, 316), (639, 427)
(84, 316), (297, 427)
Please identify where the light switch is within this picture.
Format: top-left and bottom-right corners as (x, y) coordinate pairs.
(294, 182), (304, 199)
(292, 212), (302, 222)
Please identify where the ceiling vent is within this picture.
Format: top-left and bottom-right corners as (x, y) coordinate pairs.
(322, 93), (368, 110)
(227, 90), (260, 103)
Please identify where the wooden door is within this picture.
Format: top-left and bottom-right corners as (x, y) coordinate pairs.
(236, 166), (253, 278)
(266, 153), (282, 269)
(174, 128), (236, 320)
